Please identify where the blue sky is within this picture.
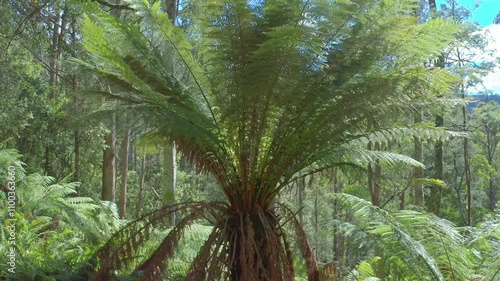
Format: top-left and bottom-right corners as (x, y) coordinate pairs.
(435, 0), (500, 94)
(436, 0), (500, 26)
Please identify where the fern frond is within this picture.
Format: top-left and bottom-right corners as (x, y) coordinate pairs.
(331, 193), (474, 281)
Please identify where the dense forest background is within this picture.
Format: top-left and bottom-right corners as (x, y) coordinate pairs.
(1, 0), (500, 280)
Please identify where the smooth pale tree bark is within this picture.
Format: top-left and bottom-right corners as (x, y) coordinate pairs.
(136, 154), (147, 217)
(462, 88), (472, 225)
(163, 145), (177, 226)
(119, 128), (130, 218)
(161, 0), (178, 227)
(101, 0), (121, 202)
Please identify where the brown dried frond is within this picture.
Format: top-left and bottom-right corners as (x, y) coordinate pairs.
(135, 209), (205, 280)
(279, 203), (319, 281)
(292, 215), (319, 281)
(89, 202), (220, 281)
(185, 219), (227, 280)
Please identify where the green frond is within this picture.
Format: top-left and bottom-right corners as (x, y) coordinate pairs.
(331, 193), (474, 281)
(483, 253), (500, 280)
(63, 0), (485, 279)
(81, 0), (462, 213)
(337, 148), (425, 168)
(349, 123), (465, 146)
(346, 259), (381, 281)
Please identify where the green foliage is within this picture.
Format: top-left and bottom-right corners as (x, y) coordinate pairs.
(331, 193), (474, 281)
(75, 0), (467, 279)
(464, 214), (500, 280)
(79, 0), (461, 209)
(345, 258), (382, 281)
(0, 147), (122, 279)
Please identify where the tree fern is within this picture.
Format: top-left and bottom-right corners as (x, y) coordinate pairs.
(77, 0), (463, 279)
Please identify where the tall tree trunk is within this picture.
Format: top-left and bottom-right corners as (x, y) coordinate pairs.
(311, 175), (318, 260)
(110, 0), (122, 18)
(331, 168), (342, 281)
(368, 141), (382, 207)
(298, 172), (305, 226)
(429, 0), (437, 10)
(71, 17), (80, 184)
(489, 178), (495, 212)
(102, 117), (116, 202)
(119, 129), (130, 218)
(463, 101), (472, 225)
(162, 0), (178, 227)
(429, 0), (446, 214)
(45, 5), (66, 176)
(487, 129), (496, 211)
(368, 139), (384, 277)
(163, 144), (176, 226)
(101, 0), (121, 202)
(136, 154), (147, 217)
(164, 0), (178, 22)
(453, 153), (468, 224)
(425, 0), (445, 215)
(367, 139), (384, 277)
(413, 111), (424, 207)
(427, 115), (444, 215)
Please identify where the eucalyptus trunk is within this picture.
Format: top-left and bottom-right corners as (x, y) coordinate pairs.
(368, 141), (382, 207)
(427, 115), (443, 215)
(426, 0), (445, 216)
(102, 121), (116, 202)
(413, 110), (424, 207)
(119, 128), (130, 218)
(163, 144), (176, 226)
(136, 154), (147, 217)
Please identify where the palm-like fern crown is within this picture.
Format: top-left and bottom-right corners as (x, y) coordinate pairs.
(81, 0), (459, 212)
